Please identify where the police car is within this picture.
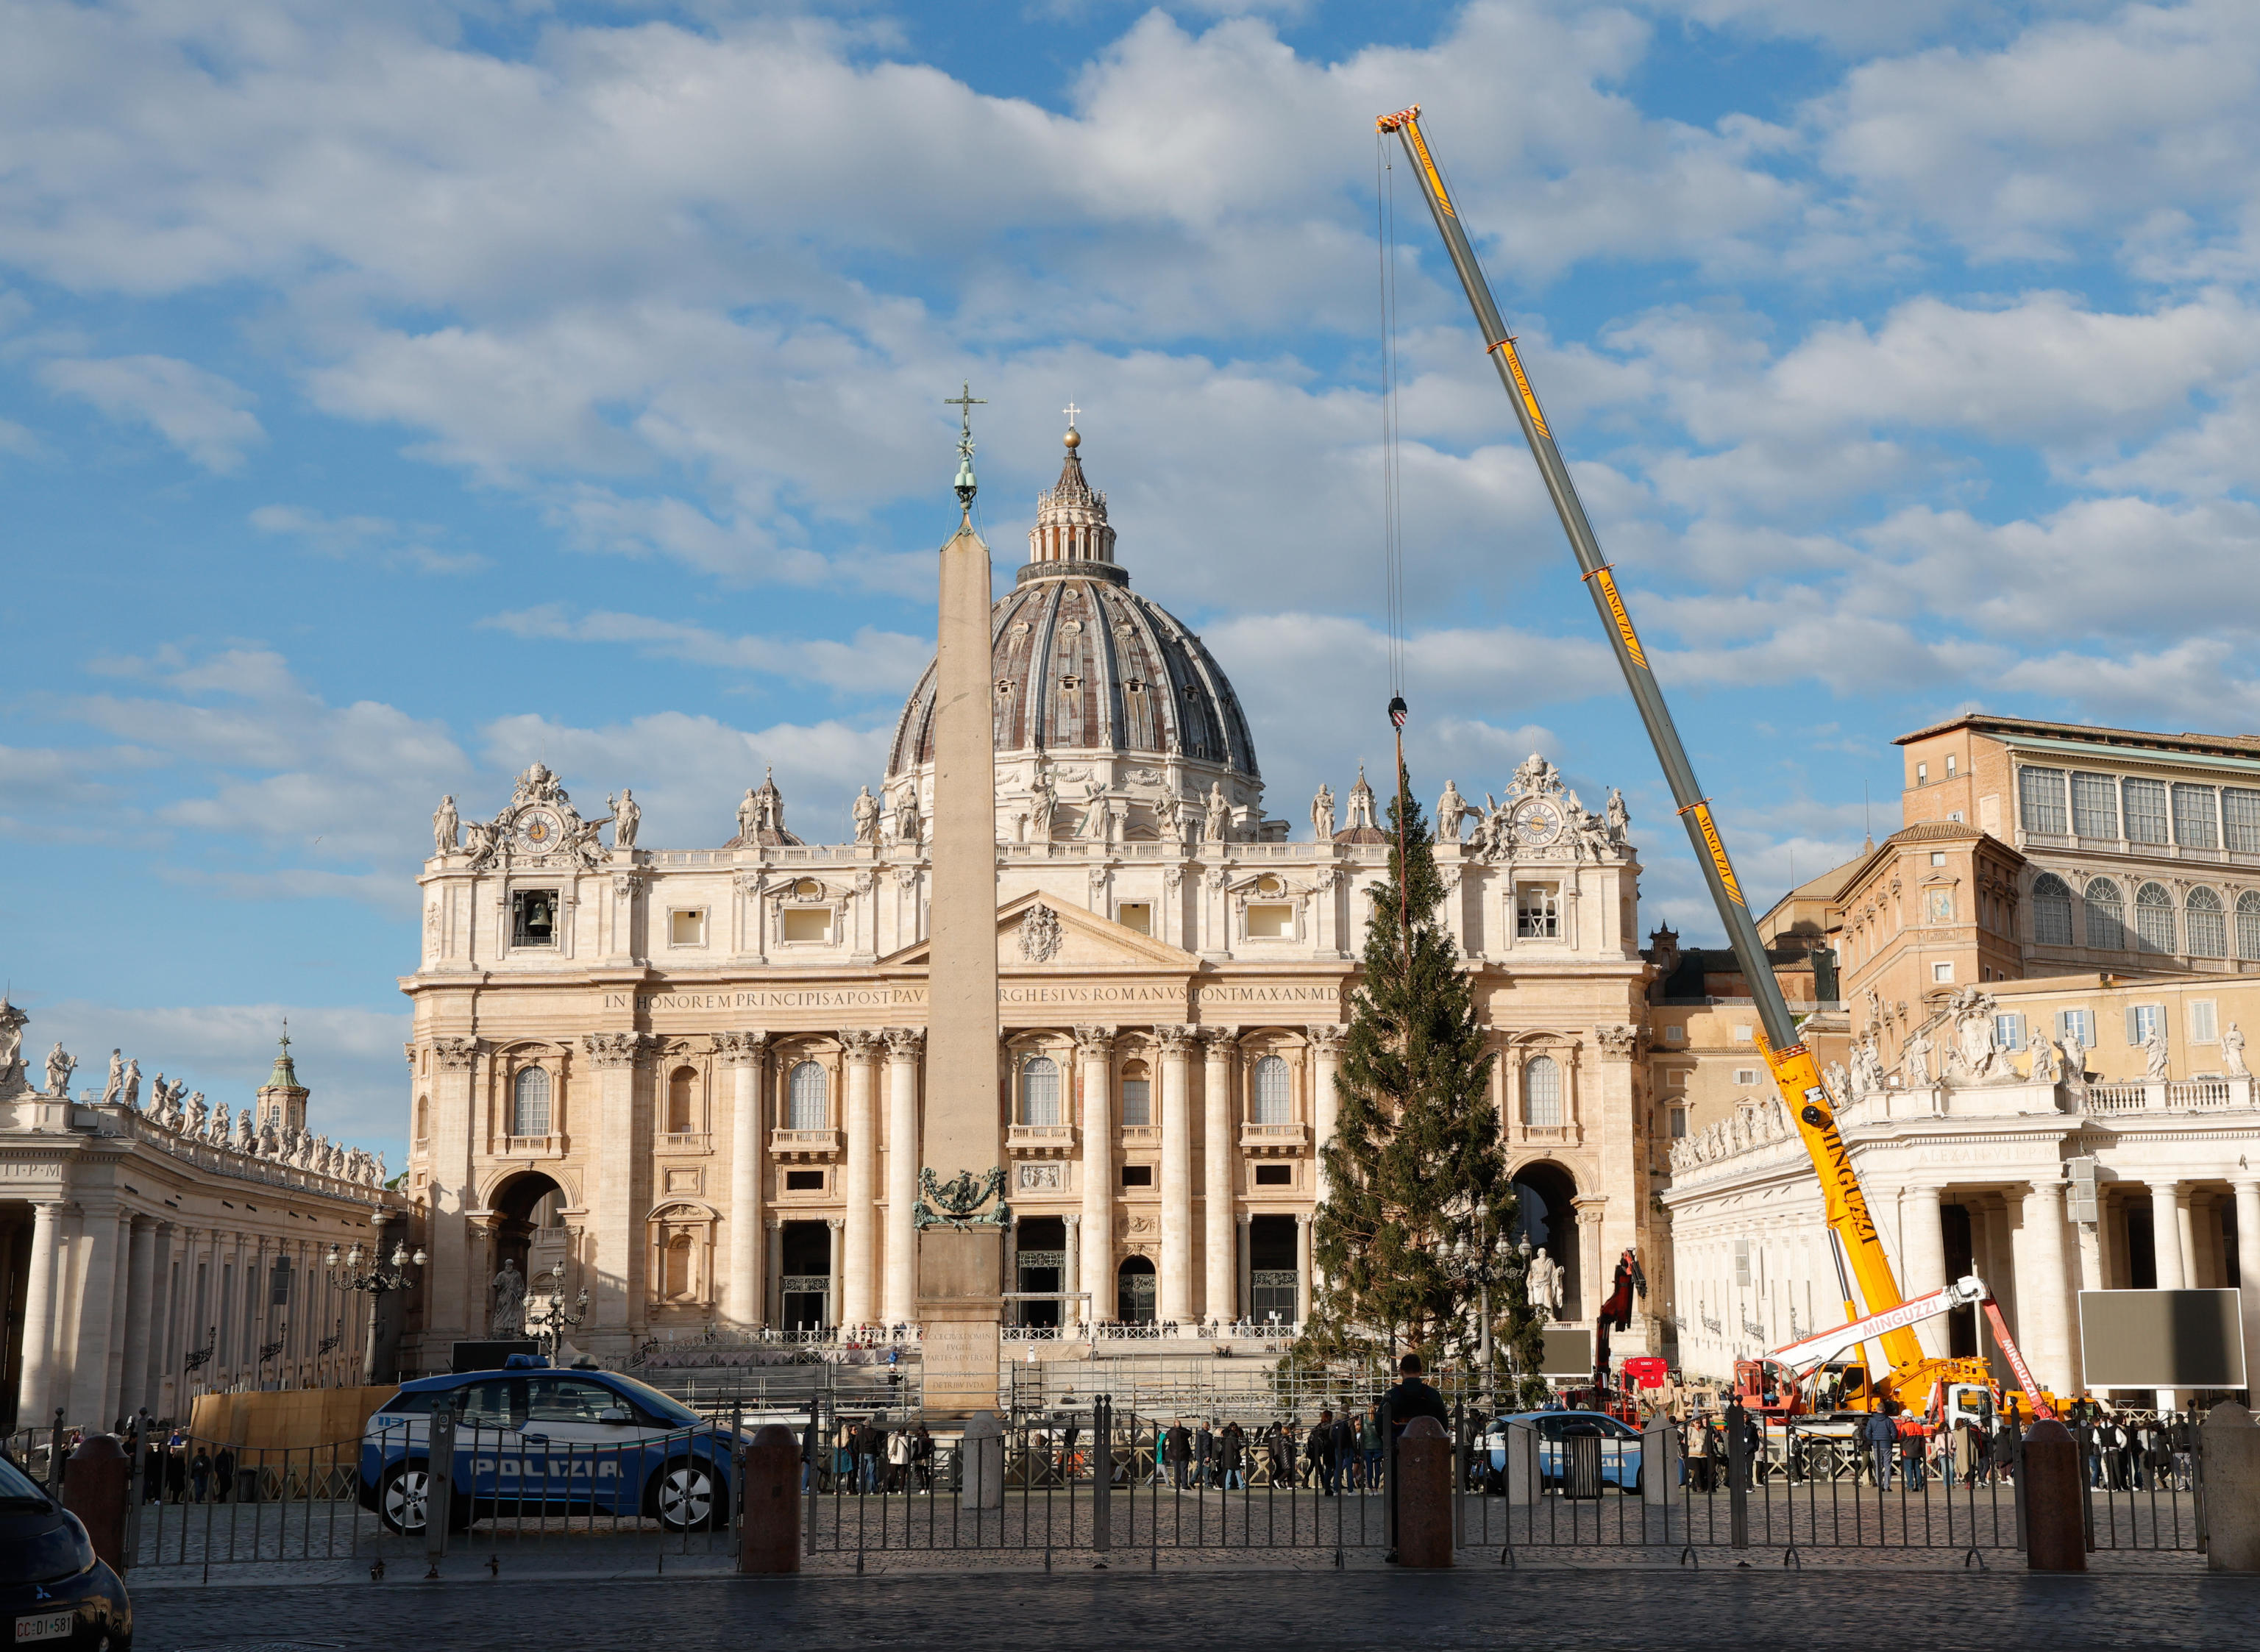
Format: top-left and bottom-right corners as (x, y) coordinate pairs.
(358, 1356), (737, 1534)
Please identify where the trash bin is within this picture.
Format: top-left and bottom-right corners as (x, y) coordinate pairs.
(1563, 1425), (1605, 1500)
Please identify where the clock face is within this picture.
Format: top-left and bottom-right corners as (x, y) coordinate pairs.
(518, 808), (565, 851)
(1510, 798), (1564, 846)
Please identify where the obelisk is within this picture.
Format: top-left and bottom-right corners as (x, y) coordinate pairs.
(917, 385), (1004, 1417)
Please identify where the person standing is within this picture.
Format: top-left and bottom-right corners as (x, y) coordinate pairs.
(1194, 1420), (1215, 1491)
(1862, 1408), (1897, 1491)
(1307, 1408), (1338, 1496)
(1221, 1421), (1246, 1492)
(1165, 1420), (1191, 1491)
(189, 1446), (211, 1504)
(213, 1445), (235, 1505)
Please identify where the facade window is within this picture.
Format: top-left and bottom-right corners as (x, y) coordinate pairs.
(1930, 851), (1947, 866)
(415, 1094), (429, 1140)
(1731, 1067), (1761, 1086)
(1515, 883), (1560, 939)
(786, 1061), (828, 1131)
(1662, 1025), (1685, 1044)
(667, 1066), (697, 1133)
(2083, 877), (2126, 950)
(1120, 1164), (1153, 1188)
(664, 1233), (693, 1300)
(1119, 1064), (1152, 1127)
(1116, 902), (1152, 936)
(2239, 891), (2260, 962)
(2056, 1008), (2094, 1047)
(1992, 1013), (2025, 1051)
(1733, 1025), (1754, 1043)
(2030, 873), (2072, 945)
(1246, 902), (1294, 939)
(1669, 1106), (1688, 1139)
(2126, 1003), (2163, 1045)
(2124, 778), (2170, 846)
(2225, 788), (2260, 853)
(2134, 880), (2176, 953)
(2186, 886), (2227, 958)
(782, 907), (831, 943)
(2172, 783), (2220, 850)
(511, 1067), (551, 1137)
(1523, 1055), (1563, 1128)
(1945, 754), (1958, 777)
(2190, 999), (2220, 1044)
(511, 889), (559, 947)
(1020, 1055), (1061, 1126)
(2071, 773), (2121, 840)
(1932, 961), (1954, 983)
(1252, 1055), (1291, 1124)
(669, 909), (706, 947)
(2017, 768), (2068, 836)
(1916, 763), (1929, 786)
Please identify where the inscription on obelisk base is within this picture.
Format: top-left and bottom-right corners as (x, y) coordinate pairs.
(917, 388), (1005, 1420)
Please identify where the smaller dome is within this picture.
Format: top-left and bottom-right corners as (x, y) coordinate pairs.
(1332, 765), (1385, 843)
(724, 767), (803, 849)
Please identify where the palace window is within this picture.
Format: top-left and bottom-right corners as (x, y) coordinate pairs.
(2134, 880), (2176, 953)
(2019, 768), (2067, 835)
(2072, 773), (2121, 840)
(2083, 877), (2126, 950)
(2173, 784), (2220, 850)
(2226, 788), (2260, 854)
(2030, 873), (2072, 946)
(1523, 1055), (1563, 1128)
(1252, 1055), (1291, 1125)
(1020, 1055), (1061, 1126)
(1992, 1013), (2025, 1051)
(2239, 891), (2260, 962)
(2056, 1008), (2094, 1047)
(669, 908), (706, 947)
(1916, 763), (1929, 786)
(1516, 883), (1560, 939)
(2124, 779), (2170, 846)
(2126, 1003), (2163, 1044)
(667, 1066), (697, 1133)
(1119, 1061), (1152, 1127)
(786, 1061), (828, 1131)
(2186, 886), (2226, 958)
(511, 1067), (551, 1137)
(2190, 999), (2220, 1044)
(511, 889), (559, 947)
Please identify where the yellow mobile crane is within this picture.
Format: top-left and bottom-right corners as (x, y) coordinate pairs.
(1375, 105), (2047, 1421)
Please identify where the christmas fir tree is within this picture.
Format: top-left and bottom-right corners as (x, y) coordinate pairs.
(1287, 762), (1546, 1395)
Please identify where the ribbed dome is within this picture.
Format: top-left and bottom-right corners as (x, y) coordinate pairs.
(885, 435), (1260, 788)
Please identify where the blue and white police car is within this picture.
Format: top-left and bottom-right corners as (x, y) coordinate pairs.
(358, 1356), (736, 1534)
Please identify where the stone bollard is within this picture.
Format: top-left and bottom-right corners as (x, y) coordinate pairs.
(959, 1411), (1004, 1512)
(62, 1435), (130, 1574)
(1395, 1416), (1454, 1569)
(737, 1423), (803, 1574)
(1642, 1414), (1680, 1509)
(2202, 1400), (2260, 1573)
(2020, 1417), (2086, 1573)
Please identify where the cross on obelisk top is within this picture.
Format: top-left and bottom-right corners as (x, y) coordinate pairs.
(945, 381), (985, 512)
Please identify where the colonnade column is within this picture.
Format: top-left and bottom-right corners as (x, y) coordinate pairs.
(1201, 1028), (1237, 1326)
(118, 1217), (156, 1425)
(583, 1031), (652, 1336)
(68, 1202), (121, 1425)
(825, 1217), (845, 1330)
(1574, 1199), (1607, 1324)
(1073, 1027), (1115, 1324)
(765, 1217), (783, 1328)
(839, 1030), (882, 1327)
(1157, 1026), (1195, 1324)
(883, 1028), (923, 1325)
(2013, 1181), (2075, 1396)
(426, 1037), (480, 1344)
(1899, 1184), (1950, 1359)
(1294, 1214), (1312, 1327)
(144, 1222), (177, 1415)
(722, 1030), (769, 1327)
(14, 1201), (61, 1425)
(102, 1213), (133, 1423)
(1062, 1215), (1081, 1322)
(2150, 1182), (2189, 1289)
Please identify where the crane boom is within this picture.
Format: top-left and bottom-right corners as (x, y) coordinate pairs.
(1375, 104), (1930, 1392)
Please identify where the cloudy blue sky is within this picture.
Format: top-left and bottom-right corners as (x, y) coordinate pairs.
(6, 0), (2257, 1161)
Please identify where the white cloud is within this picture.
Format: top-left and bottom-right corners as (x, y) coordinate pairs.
(483, 605), (927, 693)
(250, 503), (486, 574)
(40, 353), (263, 471)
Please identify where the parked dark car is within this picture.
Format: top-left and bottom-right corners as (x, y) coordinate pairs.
(0, 1448), (132, 1651)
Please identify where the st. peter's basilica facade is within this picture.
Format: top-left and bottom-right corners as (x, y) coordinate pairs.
(400, 433), (1661, 1368)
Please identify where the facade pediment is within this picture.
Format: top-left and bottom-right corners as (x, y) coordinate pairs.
(876, 890), (1198, 973)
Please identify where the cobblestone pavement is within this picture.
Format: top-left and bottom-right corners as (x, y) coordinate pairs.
(133, 1567), (2260, 1651)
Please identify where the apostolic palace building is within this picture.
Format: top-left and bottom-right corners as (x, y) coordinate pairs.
(398, 432), (1662, 1370)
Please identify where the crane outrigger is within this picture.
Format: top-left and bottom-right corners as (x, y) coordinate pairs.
(1375, 104), (2050, 1423)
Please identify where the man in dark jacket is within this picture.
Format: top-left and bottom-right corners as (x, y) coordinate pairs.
(1307, 1408), (1338, 1495)
(1385, 1354), (1450, 1436)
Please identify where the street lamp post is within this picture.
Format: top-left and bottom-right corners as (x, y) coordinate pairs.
(327, 1217), (424, 1386)
(1446, 1203), (1517, 1411)
(523, 1262), (589, 1360)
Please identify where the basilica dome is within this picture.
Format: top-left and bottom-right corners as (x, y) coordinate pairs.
(886, 431), (1271, 842)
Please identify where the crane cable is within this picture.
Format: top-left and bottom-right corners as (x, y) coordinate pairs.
(1377, 134), (1412, 966)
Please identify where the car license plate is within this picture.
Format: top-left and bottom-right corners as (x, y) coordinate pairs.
(15, 1611), (75, 1645)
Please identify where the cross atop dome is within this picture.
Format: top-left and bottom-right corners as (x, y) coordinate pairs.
(1030, 412), (1115, 569)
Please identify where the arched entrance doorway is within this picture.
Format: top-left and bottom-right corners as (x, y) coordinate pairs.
(488, 1170), (568, 1308)
(1510, 1161), (1581, 1320)
(1116, 1256), (1156, 1325)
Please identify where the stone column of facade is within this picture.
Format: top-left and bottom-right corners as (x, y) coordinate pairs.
(425, 1036), (480, 1345)
(2235, 1180), (2260, 1387)
(118, 1217), (157, 1427)
(14, 1201), (62, 1425)
(584, 1031), (652, 1336)
(1592, 1026), (1644, 1340)
(143, 1221), (177, 1415)
(883, 1028), (923, 1325)
(1573, 1199), (1607, 1324)
(1294, 1213), (1312, 1325)
(1237, 1212), (1252, 1329)
(2177, 1190), (2201, 1290)
(720, 1030), (769, 1327)
(825, 1217), (845, 1330)
(1073, 1026), (1115, 1324)
(68, 1203), (122, 1426)
(1899, 1184), (1950, 1359)
(765, 1216), (783, 1328)
(1062, 1214), (1081, 1321)
(1157, 1026), (1195, 1325)
(1308, 1025), (1344, 1210)
(102, 1211), (134, 1425)
(839, 1030), (883, 1328)
(2013, 1181), (2076, 1396)
(2150, 1182), (2189, 1289)
(1201, 1029), (1237, 1325)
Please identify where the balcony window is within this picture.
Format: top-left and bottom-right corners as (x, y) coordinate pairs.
(2017, 767), (2067, 835)
(1252, 1055), (1291, 1125)
(1020, 1055), (1061, 1126)
(782, 908), (831, 943)
(2124, 779), (2170, 846)
(786, 1061), (828, 1131)
(1119, 1064), (1151, 1127)
(2071, 773), (2120, 840)
(1523, 1055), (1563, 1128)
(1116, 902), (1152, 936)
(2172, 783), (2219, 850)
(511, 1068), (551, 1136)
(511, 889), (558, 947)
(1246, 902), (1293, 939)
(1516, 883), (1560, 939)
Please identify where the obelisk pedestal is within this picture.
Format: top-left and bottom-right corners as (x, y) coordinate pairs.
(917, 415), (1005, 1420)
